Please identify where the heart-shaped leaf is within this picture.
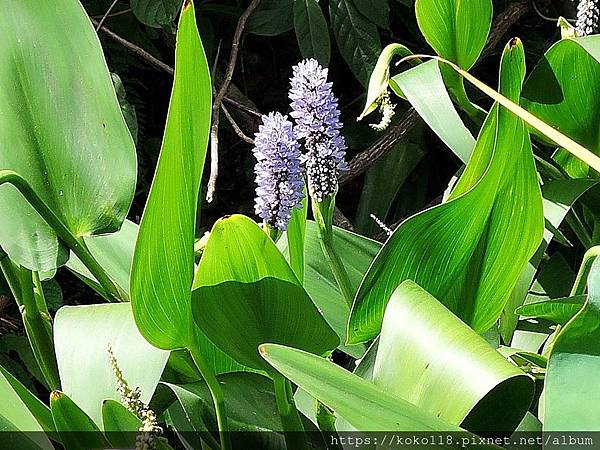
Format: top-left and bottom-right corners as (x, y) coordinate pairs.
(191, 215), (338, 372)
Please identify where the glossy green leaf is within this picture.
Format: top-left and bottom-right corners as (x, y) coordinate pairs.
(101, 400), (142, 449)
(191, 215), (338, 371)
(329, 0), (381, 86)
(349, 40), (544, 343)
(259, 344), (467, 435)
(130, 0), (212, 351)
(523, 36), (600, 177)
(0, 0), (136, 272)
(294, 0), (331, 65)
(50, 391), (110, 450)
(415, 0), (492, 70)
(131, 0), (181, 28)
(54, 303), (170, 427)
(66, 219), (138, 298)
(391, 60), (475, 163)
(499, 179), (598, 343)
(0, 366), (52, 450)
(278, 221), (380, 357)
(374, 281), (533, 433)
(516, 296), (585, 326)
(287, 195), (308, 282)
(544, 258), (600, 430)
(247, 0), (294, 36)
(0, 366), (55, 435)
(354, 0), (390, 29)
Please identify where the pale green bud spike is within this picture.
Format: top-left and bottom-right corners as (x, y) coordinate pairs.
(558, 16), (577, 39)
(358, 44), (413, 122)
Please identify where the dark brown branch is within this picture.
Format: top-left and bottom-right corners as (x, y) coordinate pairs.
(340, 1), (530, 186)
(206, 0), (262, 203)
(221, 104), (255, 144)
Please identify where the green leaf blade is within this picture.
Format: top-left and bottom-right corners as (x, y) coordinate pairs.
(130, 1), (212, 350)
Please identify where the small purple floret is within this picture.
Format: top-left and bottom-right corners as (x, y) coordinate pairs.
(253, 112), (305, 231)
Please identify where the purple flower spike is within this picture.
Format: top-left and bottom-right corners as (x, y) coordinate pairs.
(253, 112), (305, 231)
(289, 58), (347, 202)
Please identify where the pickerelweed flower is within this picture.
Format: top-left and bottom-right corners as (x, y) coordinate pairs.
(289, 59), (347, 202)
(576, 0), (600, 36)
(253, 112), (305, 231)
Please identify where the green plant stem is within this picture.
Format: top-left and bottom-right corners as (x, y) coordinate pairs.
(312, 197), (354, 307)
(570, 246), (600, 296)
(18, 267), (60, 390)
(188, 342), (232, 450)
(273, 374), (307, 450)
(0, 170), (123, 301)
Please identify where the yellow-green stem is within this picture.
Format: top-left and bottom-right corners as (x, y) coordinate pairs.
(571, 246), (600, 296)
(18, 267), (60, 390)
(273, 374), (307, 450)
(0, 170), (123, 302)
(187, 342), (232, 450)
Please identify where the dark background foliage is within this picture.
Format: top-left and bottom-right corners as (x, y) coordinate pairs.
(0, 0), (584, 392)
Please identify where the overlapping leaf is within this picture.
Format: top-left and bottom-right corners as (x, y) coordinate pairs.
(348, 40), (544, 343)
(374, 281), (533, 434)
(329, 0), (381, 85)
(294, 0), (331, 65)
(544, 258), (600, 430)
(53, 303), (170, 427)
(191, 215), (338, 372)
(523, 36), (600, 177)
(0, 0), (136, 271)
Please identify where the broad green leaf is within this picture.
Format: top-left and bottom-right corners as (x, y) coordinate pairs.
(415, 0), (492, 70)
(0, 0), (136, 272)
(0, 366), (52, 450)
(499, 179), (598, 343)
(130, 0), (181, 28)
(191, 215), (338, 371)
(66, 219), (138, 298)
(544, 258), (600, 430)
(374, 281), (533, 433)
(259, 344), (468, 436)
(349, 40), (544, 343)
(0, 366), (55, 435)
(523, 36), (600, 177)
(294, 0), (331, 66)
(54, 303), (170, 427)
(101, 400), (142, 449)
(279, 221), (381, 358)
(247, 0), (294, 36)
(391, 60), (475, 163)
(130, 0), (212, 351)
(354, 0), (390, 29)
(329, 0), (381, 86)
(50, 391), (110, 450)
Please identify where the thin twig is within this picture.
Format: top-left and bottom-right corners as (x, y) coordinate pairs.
(341, 1), (531, 186)
(223, 96), (262, 117)
(96, 0), (122, 31)
(91, 18), (175, 74)
(206, 0), (262, 203)
(221, 104), (255, 144)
